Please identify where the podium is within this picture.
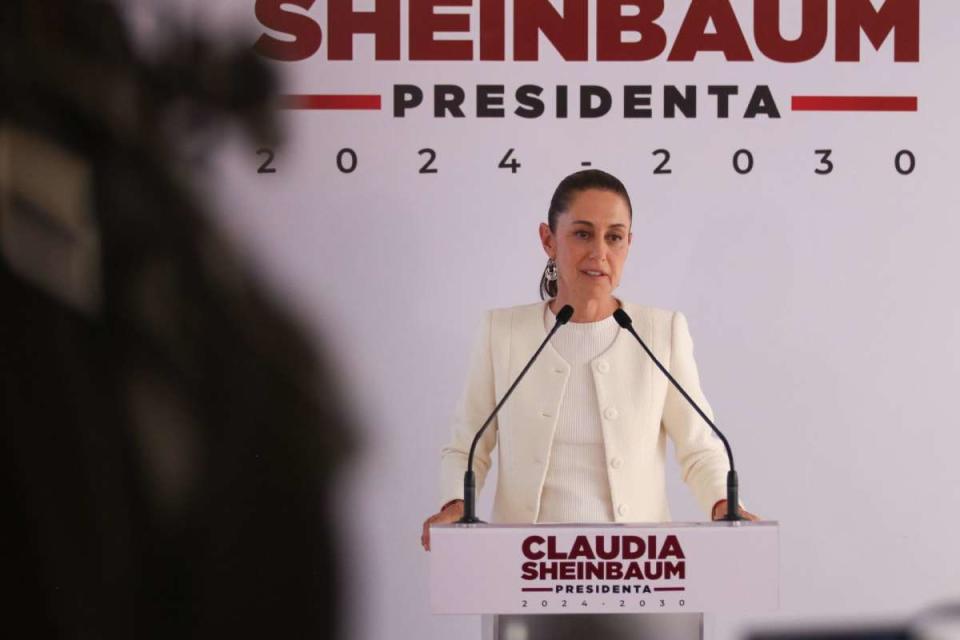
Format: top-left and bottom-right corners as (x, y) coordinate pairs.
(431, 521), (779, 640)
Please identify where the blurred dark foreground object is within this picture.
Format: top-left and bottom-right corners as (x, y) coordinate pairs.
(1, 1), (354, 638)
(749, 625), (910, 640)
(748, 603), (960, 640)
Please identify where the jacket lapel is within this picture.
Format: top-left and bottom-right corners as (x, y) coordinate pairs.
(504, 302), (569, 434)
(596, 301), (658, 441)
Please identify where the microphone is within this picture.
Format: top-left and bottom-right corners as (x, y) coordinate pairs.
(458, 304), (574, 524)
(612, 308), (745, 522)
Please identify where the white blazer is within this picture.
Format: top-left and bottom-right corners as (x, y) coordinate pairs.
(439, 299), (730, 523)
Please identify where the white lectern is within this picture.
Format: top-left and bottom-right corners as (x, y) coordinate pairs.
(431, 521), (778, 640)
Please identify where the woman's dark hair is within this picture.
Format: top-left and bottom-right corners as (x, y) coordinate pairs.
(539, 169), (633, 300)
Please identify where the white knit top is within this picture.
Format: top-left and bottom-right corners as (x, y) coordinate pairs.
(536, 303), (620, 523)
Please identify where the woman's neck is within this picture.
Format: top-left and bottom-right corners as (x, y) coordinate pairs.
(550, 294), (620, 323)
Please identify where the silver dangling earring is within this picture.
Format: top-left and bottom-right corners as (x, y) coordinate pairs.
(545, 258), (558, 282)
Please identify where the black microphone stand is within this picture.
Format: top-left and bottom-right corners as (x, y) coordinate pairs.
(613, 309), (745, 522)
(458, 304), (574, 523)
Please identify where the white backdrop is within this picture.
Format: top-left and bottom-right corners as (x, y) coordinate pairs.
(132, 1), (960, 638)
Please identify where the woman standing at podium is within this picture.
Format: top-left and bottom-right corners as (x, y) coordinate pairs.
(421, 169), (756, 550)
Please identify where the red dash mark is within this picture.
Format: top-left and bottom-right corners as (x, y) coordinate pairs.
(792, 96), (917, 112)
(280, 94), (382, 110)
(654, 587), (686, 592)
(521, 588), (553, 593)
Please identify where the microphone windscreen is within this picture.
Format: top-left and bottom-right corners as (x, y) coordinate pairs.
(556, 305), (575, 324)
(613, 308), (632, 328)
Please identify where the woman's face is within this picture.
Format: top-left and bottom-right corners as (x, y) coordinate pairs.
(539, 188), (633, 298)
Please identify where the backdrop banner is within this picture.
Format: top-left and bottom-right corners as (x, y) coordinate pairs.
(188, 1), (958, 639)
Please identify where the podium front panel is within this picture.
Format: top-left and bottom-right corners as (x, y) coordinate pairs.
(430, 521), (778, 615)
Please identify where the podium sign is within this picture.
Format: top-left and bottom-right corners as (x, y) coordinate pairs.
(431, 521), (778, 615)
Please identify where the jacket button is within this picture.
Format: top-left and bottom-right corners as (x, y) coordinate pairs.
(554, 367), (565, 374)
(541, 410), (554, 418)
(617, 504), (629, 517)
(610, 457), (623, 469)
(603, 407), (619, 420)
(596, 359), (610, 373)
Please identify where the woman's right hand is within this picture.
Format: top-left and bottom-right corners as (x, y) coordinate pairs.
(420, 500), (464, 551)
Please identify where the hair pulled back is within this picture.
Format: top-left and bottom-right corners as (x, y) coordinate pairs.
(539, 169), (633, 300)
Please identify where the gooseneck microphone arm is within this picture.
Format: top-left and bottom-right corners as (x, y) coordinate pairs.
(612, 308), (744, 522)
(458, 304), (574, 524)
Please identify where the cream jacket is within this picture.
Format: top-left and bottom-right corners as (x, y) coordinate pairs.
(439, 299), (730, 523)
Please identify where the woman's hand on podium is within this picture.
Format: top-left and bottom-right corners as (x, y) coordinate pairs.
(421, 499), (465, 551)
(711, 499), (761, 521)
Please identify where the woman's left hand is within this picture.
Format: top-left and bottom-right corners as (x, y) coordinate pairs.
(711, 500), (761, 521)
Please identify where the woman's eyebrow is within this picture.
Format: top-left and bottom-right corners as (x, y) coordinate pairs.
(571, 220), (628, 229)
